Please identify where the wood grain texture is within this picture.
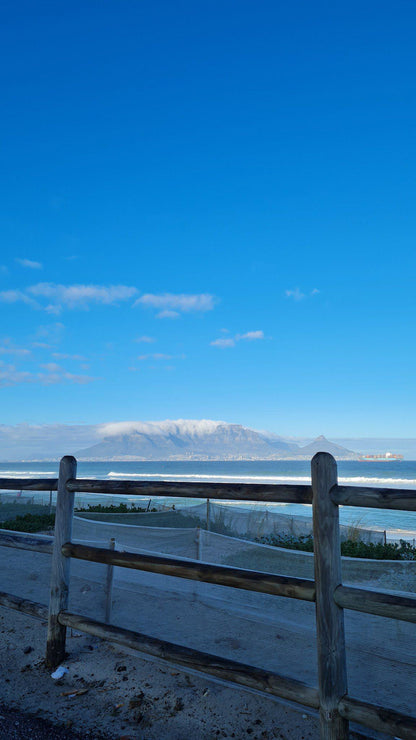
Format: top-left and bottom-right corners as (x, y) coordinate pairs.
(58, 610), (320, 709)
(312, 453), (348, 740)
(62, 542), (316, 601)
(0, 529), (53, 554)
(332, 485), (416, 511)
(0, 478), (58, 491)
(0, 590), (48, 621)
(338, 695), (416, 740)
(334, 584), (416, 623)
(46, 456), (77, 670)
(66, 478), (312, 503)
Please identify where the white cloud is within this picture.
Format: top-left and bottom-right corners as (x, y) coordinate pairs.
(138, 353), (173, 361)
(28, 283), (138, 311)
(137, 353), (185, 361)
(0, 290), (39, 307)
(40, 362), (62, 372)
(238, 330), (265, 341)
(0, 284), (218, 318)
(210, 338), (236, 348)
(211, 330), (265, 348)
(45, 303), (63, 315)
(98, 419), (225, 438)
(0, 346), (31, 356)
(52, 352), (86, 361)
(285, 288), (320, 301)
(134, 292), (217, 315)
(0, 362), (33, 386)
(157, 310), (180, 319)
(135, 336), (156, 344)
(0, 360), (96, 386)
(285, 287), (305, 301)
(0, 283), (137, 312)
(16, 258), (43, 269)
(37, 369), (96, 385)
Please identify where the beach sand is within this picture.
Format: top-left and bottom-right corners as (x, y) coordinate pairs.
(0, 606), (320, 740)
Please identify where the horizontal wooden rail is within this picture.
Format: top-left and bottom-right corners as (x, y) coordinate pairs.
(338, 695), (416, 740)
(62, 542), (316, 601)
(58, 610), (320, 709)
(66, 478), (313, 503)
(334, 584), (416, 623)
(0, 590), (48, 621)
(0, 529), (53, 554)
(332, 485), (416, 511)
(0, 477), (58, 491)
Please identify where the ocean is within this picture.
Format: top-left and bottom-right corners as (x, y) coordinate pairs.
(2, 459), (416, 536)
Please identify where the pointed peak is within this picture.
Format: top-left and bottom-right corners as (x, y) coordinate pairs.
(300, 435), (357, 458)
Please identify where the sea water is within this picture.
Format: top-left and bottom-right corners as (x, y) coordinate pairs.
(2, 459), (416, 535)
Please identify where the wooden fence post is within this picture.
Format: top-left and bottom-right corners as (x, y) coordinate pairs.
(46, 455), (77, 669)
(311, 452), (348, 740)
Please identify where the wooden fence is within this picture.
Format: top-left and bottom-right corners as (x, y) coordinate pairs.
(0, 452), (416, 739)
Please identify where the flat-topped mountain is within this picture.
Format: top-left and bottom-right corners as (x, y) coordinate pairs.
(75, 420), (357, 461)
(75, 419), (299, 460)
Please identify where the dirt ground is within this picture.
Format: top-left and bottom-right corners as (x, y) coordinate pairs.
(0, 606), (322, 740)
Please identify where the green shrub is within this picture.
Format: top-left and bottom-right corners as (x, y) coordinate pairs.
(76, 503), (157, 514)
(259, 533), (315, 552)
(257, 534), (416, 560)
(0, 512), (55, 533)
(341, 538), (416, 560)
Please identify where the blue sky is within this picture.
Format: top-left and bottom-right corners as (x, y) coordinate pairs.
(1, 1), (415, 436)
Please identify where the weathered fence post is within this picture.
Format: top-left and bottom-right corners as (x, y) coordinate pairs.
(196, 527), (202, 560)
(206, 498), (211, 531)
(46, 455), (77, 669)
(311, 452), (348, 740)
(104, 538), (115, 624)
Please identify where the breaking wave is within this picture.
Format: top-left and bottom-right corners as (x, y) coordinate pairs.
(0, 470), (56, 477)
(106, 471), (416, 487)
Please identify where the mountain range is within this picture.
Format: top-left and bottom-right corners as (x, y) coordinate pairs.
(1, 419), (411, 461)
(74, 420), (357, 461)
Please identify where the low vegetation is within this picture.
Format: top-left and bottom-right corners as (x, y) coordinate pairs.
(0, 512), (56, 533)
(77, 502), (158, 514)
(257, 533), (416, 560)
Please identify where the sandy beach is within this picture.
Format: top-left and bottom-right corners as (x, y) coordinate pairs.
(0, 606), (321, 740)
